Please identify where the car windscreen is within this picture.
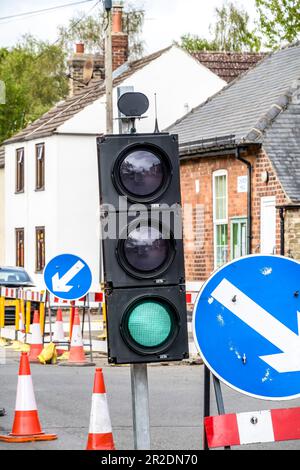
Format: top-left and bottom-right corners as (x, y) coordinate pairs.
(0, 269), (32, 284)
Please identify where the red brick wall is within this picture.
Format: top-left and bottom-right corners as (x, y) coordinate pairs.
(252, 149), (287, 255)
(180, 148), (288, 282)
(112, 34), (129, 71)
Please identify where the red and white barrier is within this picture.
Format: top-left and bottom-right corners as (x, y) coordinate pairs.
(0, 288), (18, 299)
(50, 292), (104, 307)
(0, 288), (45, 303)
(2, 286), (198, 308)
(185, 282), (203, 307)
(205, 408), (300, 448)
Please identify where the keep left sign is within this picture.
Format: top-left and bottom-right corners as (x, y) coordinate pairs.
(44, 254), (92, 301)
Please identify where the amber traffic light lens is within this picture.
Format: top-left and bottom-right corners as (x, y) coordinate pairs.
(124, 226), (170, 273)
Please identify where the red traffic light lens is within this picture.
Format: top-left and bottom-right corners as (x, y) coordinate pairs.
(114, 145), (171, 203)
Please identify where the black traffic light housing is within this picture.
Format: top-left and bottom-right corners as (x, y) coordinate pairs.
(97, 131), (189, 365)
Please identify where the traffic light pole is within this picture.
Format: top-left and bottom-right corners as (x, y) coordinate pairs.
(105, 6), (113, 134)
(131, 364), (151, 450)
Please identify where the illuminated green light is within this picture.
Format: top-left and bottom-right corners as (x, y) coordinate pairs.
(127, 301), (173, 348)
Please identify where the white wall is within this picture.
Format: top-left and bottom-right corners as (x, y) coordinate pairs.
(56, 135), (100, 291)
(5, 136), (101, 291)
(5, 137), (59, 288)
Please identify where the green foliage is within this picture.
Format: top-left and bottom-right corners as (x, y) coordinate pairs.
(255, 0), (300, 49)
(0, 36), (69, 144)
(179, 35), (219, 53)
(58, 2), (145, 59)
(180, 1), (261, 52)
(213, 2), (261, 51)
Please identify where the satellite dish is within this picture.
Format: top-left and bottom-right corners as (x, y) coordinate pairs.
(83, 57), (94, 85)
(117, 92), (149, 118)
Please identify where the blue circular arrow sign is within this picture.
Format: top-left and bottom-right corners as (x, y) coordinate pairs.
(44, 254), (92, 301)
(193, 255), (300, 400)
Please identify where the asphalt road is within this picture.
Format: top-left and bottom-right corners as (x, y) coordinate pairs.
(0, 349), (300, 451)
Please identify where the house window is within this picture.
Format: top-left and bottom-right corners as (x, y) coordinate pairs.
(36, 227), (45, 272)
(231, 218), (248, 260)
(213, 170), (228, 268)
(15, 229), (24, 267)
(36, 143), (45, 190)
(16, 148), (24, 193)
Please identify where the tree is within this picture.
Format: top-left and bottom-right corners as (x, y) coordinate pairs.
(179, 35), (219, 53)
(58, 2), (145, 59)
(213, 2), (261, 51)
(179, 1), (261, 52)
(255, 0), (300, 49)
(0, 36), (68, 144)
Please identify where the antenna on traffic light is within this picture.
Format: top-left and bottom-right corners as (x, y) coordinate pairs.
(154, 93), (160, 134)
(117, 92), (149, 134)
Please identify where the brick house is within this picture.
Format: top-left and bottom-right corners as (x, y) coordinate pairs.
(168, 42), (300, 286)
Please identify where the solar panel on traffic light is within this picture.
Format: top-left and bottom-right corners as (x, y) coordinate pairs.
(97, 133), (189, 364)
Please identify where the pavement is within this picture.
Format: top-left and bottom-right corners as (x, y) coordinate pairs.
(1, 349), (300, 450)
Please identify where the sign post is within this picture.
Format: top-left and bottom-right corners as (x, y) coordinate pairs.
(131, 364), (151, 450)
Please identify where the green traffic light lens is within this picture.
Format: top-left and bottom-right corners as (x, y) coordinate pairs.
(126, 300), (173, 348)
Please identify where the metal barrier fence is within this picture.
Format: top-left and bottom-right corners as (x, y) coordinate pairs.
(0, 289), (105, 345)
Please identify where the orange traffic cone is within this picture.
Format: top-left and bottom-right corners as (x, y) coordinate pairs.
(0, 352), (57, 443)
(52, 309), (65, 355)
(28, 311), (43, 363)
(69, 308), (86, 363)
(59, 308), (94, 367)
(86, 368), (115, 450)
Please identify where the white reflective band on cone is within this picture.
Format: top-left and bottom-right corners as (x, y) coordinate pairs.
(15, 376), (37, 411)
(89, 394), (112, 434)
(30, 324), (42, 345)
(71, 326), (83, 347)
(53, 322), (64, 341)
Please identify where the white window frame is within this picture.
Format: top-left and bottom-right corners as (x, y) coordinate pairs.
(231, 217), (248, 260)
(213, 170), (228, 269)
(260, 196), (276, 254)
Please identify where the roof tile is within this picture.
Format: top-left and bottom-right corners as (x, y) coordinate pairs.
(193, 51), (267, 82)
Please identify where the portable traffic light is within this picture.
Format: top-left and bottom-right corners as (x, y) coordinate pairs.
(97, 133), (189, 364)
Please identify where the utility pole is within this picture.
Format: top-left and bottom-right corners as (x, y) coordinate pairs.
(105, 1), (113, 134)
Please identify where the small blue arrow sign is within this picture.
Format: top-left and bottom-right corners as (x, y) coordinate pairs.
(44, 254), (92, 301)
(193, 255), (300, 401)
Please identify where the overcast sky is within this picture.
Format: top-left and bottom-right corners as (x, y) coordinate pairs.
(0, 0), (257, 53)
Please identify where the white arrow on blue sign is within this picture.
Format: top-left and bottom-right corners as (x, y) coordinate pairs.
(44, 254), (92, 301)
(193, 255), (300, 401)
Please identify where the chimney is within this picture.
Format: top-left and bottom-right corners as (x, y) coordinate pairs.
(67, 43), (105, 96)
(111, 4), (129, 71)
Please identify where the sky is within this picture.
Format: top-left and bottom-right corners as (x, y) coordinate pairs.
(0, 0), (257, 54)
